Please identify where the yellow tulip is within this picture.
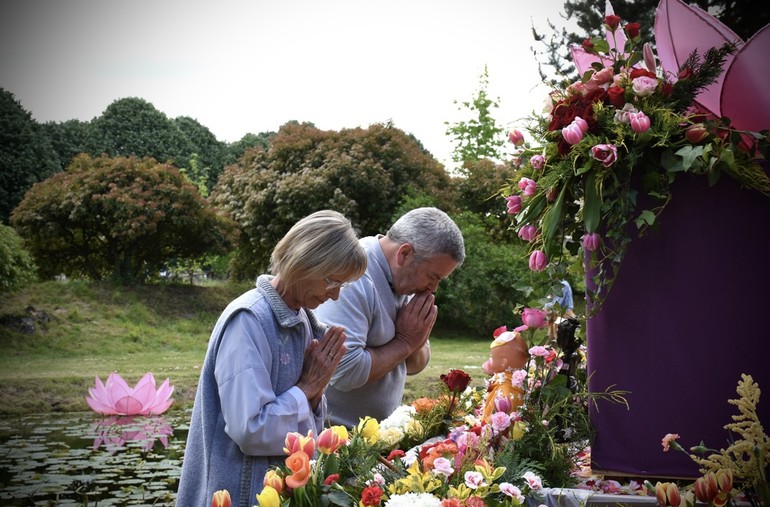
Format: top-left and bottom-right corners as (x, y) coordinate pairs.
(511, 420), (527, 440)
(357, 416), (380, 443)
(255, 486), (280, 507)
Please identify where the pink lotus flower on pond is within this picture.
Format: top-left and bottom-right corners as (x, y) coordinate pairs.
(86, 372), (174, 416)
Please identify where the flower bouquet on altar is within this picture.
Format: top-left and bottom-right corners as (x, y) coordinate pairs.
(502, 0), (770, 313)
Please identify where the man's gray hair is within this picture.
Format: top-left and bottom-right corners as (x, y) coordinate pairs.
(386, 207), (465, 265)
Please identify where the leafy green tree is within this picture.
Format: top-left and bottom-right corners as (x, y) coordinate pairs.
(445, 65), (506, 164)
(11, 154), (235, 283)
(41, 119), (106, 171)
(532, 0), (769, 87)
(223, 132), (275, 167)
(212, 121), (453, 279)
(92, 97), (194, 167)
(0, 224), (37, 292)
(173, 116), (227, 191)
(0, 88), (61, 224)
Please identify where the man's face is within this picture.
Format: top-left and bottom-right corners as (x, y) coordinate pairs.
(392, 246), (458, 296)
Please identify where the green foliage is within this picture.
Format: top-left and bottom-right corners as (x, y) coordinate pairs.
(0, 224), (37, 292)
(445, 65), (506, 164)
(173, 116), (228, 191)
(223, 131), (275, 167)
(92, 97), (195, 167)
(0, 88), (61, 224)
(453, 158), (517, 236)
(212, 121), (453, 280)
(10, 154), (235, 283)
(434, 211), (537, 335)
(41, 119), (106, 171)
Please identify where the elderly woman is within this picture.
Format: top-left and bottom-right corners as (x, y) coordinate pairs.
(177, 210), (367, 506)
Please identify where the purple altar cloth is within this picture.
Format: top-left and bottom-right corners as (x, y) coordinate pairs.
(587, 168), (770, 478)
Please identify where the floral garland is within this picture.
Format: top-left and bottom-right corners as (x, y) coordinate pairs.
(502, 11), (770, 314)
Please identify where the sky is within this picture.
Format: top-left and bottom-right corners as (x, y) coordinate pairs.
(0, 0), (576, 170)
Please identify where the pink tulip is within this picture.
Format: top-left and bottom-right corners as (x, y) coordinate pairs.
(629, 111), (651, 133)
(284, 430), (315, 457)
(573, 116), (589, 132)
(562, 122), (584, 145)
(529, 155), (546, 170)
(518, 178), (537, 197)
(591, 143), (618, 167)
(522, 308), (548, 328)
(506, 195), (522, 214)
(528, 250), (547, 272)
(517, 225), (539, 242)
(86, 372), (174, 416)
(508, 128), (524, 146)
(316, 427), (343, 454)
(581, 232), (601, 252)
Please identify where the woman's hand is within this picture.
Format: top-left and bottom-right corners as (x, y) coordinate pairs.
(296, 325), (346, 408)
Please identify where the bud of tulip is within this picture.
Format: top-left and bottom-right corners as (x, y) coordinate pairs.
(562, 122), (584, 145)
(686, 124), (709, 144)
(716, 469), (733, 493)
(629, 111), (651, 133)
(212, 489), (232, 507)
(530, 154), (546, 170)
(694, 473), (718, 504)
(494, 394), (513, 414)
(508, 128), (525, 146)
(643, 43), (656, 73)
(518, 177), (537, 197)
(506, 195), (522, 214)
(317, 427), (343, 454)
(255, 486), (280, 507)
(573, 116), (589, 132)
(581, 232), (601, 252)
(517, 225), (538, 242)
(263, 470), (284, 494)
(528, 250), (547, 272)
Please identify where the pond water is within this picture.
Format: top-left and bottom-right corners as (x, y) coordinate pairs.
(0, 410), (190, 506)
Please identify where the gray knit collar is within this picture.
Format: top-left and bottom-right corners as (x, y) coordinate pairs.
(255, 275), (304, 328)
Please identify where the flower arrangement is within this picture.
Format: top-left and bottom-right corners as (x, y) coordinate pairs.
(657, 374), (769, 507)
(227, 318), (628, 507)
(502, 5), (770, 313)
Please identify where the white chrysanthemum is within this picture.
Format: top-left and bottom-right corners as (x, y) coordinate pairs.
(384, 492), (441, 507)
(380, 405), (416, 430)
(378, 426), (404, 447)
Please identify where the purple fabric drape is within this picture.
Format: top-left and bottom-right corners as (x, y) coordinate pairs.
(587, 167), (770, 478)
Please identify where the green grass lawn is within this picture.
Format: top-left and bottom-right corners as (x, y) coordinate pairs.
(0, 279), (490, 415)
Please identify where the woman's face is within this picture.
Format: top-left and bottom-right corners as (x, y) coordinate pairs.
(288, 274), (348, 310)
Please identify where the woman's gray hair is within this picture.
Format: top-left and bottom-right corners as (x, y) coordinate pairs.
(386, 207), (465, 265)
(270, 210), (367, 285)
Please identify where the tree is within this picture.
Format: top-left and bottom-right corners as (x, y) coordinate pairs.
(0, 224), (36, 292)
(223, 132), (275, 167)
(92, 97), (195, 167)
(211, 121), (453, 279)
(445, 65), (506, 165)
(173, 116), (227, 192)
(0, 88), (60, 224)
(42, 119), (106, 171)
(532, 0), (769, 87)
(11, 154), (235, 283)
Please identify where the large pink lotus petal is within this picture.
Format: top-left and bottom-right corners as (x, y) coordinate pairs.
(114, 395), (145, 415)
(570, 45), (615, 77)
(654, 0), (743, 117)
(86, 376), (119, 415)
(134, 372), (156, 391)
(720, 24), (770, 132)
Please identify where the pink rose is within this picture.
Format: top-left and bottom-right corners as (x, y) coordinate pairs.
(591, 144), (618, 167)
(631, 76), (658, 97)
(521, 307), (547, 328)
(518, 177), (537, 197)
(528, 250), (547, 271)
(629, 111), (651, 133)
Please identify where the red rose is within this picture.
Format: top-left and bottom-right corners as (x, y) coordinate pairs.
(678, 67), (693, 79)
(605, 15), (621, 30)
(661, 82), (674, 96)
(581, 38), (594, 51)
(441, 369), (471, 393)
(629, 68), (656, 80)
(361, 486), (383, 507)
(624, 22), (640, 38)
(607, 86), (626, 108)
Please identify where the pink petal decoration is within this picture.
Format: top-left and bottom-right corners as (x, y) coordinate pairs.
(720, 25), (770, 132)
(654, 0), (743, 117)
(571, 0), (622, 76)
(85, 372), (174, 416)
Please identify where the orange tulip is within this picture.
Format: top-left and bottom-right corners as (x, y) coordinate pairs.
(285, 451), (312, 489)
(211, 489), (232, 507)
(655, 482), (681, 507)
(284, 430), (315, 457)
(317, 427), (343, 454)
(263, 469), (284, 494)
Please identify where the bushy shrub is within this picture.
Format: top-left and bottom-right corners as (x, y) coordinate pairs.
(0, 224), (37, 292)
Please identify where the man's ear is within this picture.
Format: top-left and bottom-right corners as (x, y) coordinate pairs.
(395, 243), (414, 267)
